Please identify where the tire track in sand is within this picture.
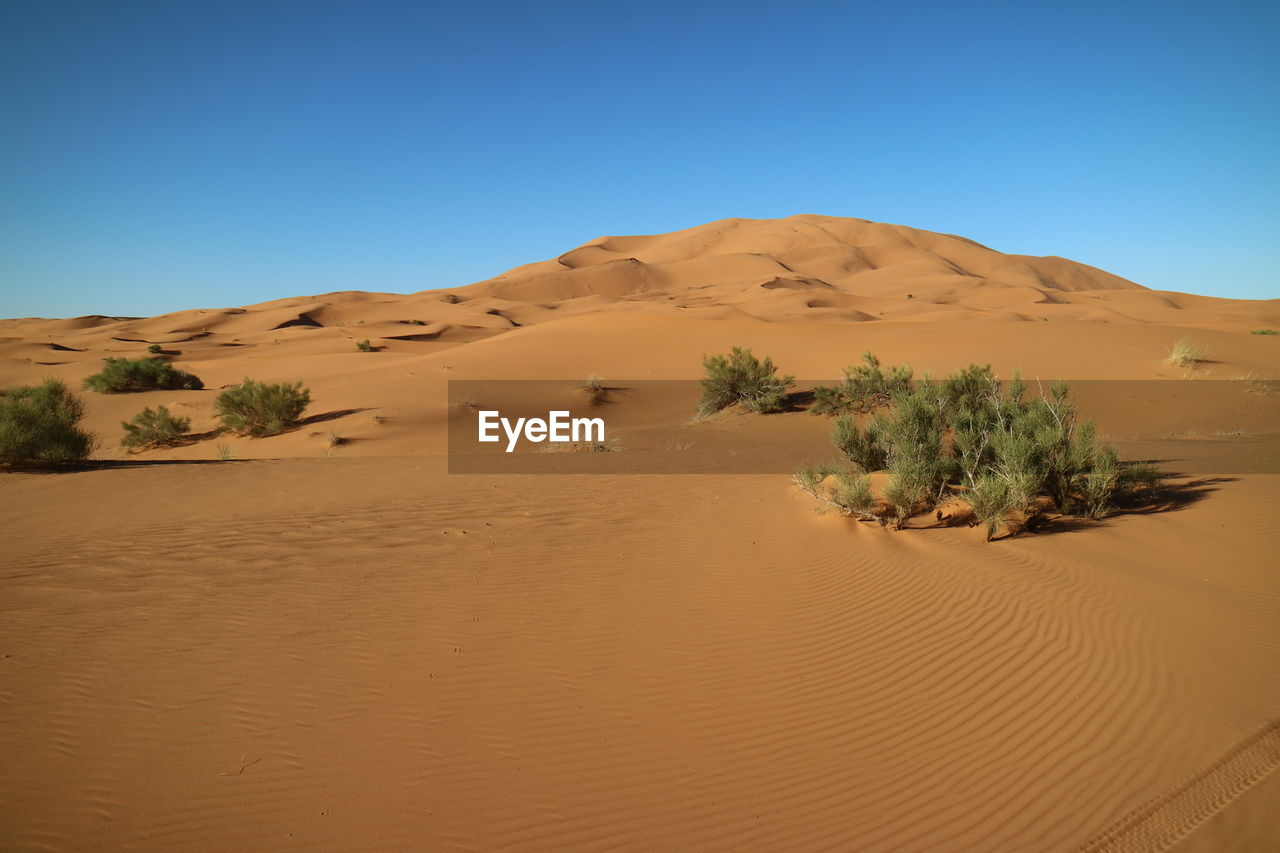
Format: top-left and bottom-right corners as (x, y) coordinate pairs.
(1079, 719), (1280, 853)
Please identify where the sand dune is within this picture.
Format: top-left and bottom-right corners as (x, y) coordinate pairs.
(2, 215), (1278, 850)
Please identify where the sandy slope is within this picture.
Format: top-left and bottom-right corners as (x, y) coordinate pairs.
(2, 216), (1278, 850)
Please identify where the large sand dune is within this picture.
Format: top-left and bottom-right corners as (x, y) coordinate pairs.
(2, 216), (1278, 850)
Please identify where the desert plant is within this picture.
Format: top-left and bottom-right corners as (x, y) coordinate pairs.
(965, 475), (1015, 541)
(147, 343), (163, 354)
(799, 358), (1160, 540)
(121, 405), (191, 449)
(811, 352), (913, 415)
(0, 379), (94, 466)
(832, 415), (889, 472)
(215, 442), (236, 461)
(215, 378), (310, 437)
(578, 374), (607, 406)
(1167, 338), (1208, 369)
(830, 470), (875, 516)
(356, 339), (374, 352)
(84, 357), (203, 393)
(696, 347), (793, 416)
(1250, 329), (1278, 335)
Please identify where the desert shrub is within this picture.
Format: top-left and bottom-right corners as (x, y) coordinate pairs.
(578, 374), (607, 406)
(84, 357), (203, 393)
(798, 360), (1161, 541)
(1250, 329), (1278, 335)
(965, 475), (1014, 541)
(121, 405), (191, 449)
(832, 415), (889, 472)
(215, 378), (310, 437)
(356, 339), (374, 352)
(0, 380), (94, 466)
(696, 347), (793, 416)
(811, 352), (913, 415)
(831, 470), (875, 515)
(147, 343), (163, 354)
(1167, 338), (1208, 369)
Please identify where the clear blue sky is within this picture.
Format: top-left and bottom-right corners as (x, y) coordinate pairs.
(2, 0), (1277, 318)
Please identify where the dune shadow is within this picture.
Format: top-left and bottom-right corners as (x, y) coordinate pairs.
(300, 408), (371, 426)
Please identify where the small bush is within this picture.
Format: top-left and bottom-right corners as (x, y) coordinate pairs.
(121, 405), (191, 449)
(1251, 329), (1278, 335)
(0, 380), (94, 466)
(578, 374), (607, 406)
(215, 379), (310, 437)
(696, 347), (793, 416)
(965, 475), (1014, 541)
(356, 339), (374, 352)
(147, 343), (163, 354)
(831, 470), (875, 516)
(84, 357), (203, 393)
(832, 416), (889, 472)
(794, 464), (876, 519)
(1167, 338), (1208, 369)
(811, 352), (912, 415)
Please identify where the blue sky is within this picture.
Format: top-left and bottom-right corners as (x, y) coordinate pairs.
(2, 0), (1276, 317)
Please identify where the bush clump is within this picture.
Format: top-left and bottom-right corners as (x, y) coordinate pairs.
(696, 347), (793, 417)
(578, 374), (607, 406)
(84, 357), (203, 393)
(215, 379), (310, 437)
(1251, 329), (1279, 336)
(800, 356), (1161, 541)
(356, 339), (374, 352)
(121, 405), (191, 450)
(811, 352), (913, 415)
(1167, 338), (1208, 369)
(0, 380), (94, 466)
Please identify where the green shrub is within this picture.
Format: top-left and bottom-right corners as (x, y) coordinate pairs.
(832, 415), (888, 472)
(811, 352), (913, 415)
(696, 347), (793, 416)
(121, 405), (191, 449)
(356, 339), (374, 352)
(84, 357), (203, 393)
(147, 343), (163, 354)
(831, 470), (875, 516)
(965, 475), (1014, 541)
(215, 378), (310, 437)
(1251, 329), (1278, 335)
(798, 357), (1162, 541)
(0, 380), (94, 466)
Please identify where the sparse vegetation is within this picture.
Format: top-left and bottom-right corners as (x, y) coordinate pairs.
(811, 352), (913, 415)
(356, 339), (374, 352)
(215, 442), (236, 461)
(0, 380), (94, 467)
(215, 378), (310, 437)
(1167, 338), (1208, 369)
(147, 343), (163, 354)
(121, 405), (191, 449)
(798, 357), (1162, 541)
(1251, 329), (1278, 335)
(84, 357), (203, 393)
(578, 374), (608, 406)
(696, 347), (793, 416)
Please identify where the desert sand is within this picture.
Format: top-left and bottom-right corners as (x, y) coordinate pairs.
(2, 215), (1278, 850)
